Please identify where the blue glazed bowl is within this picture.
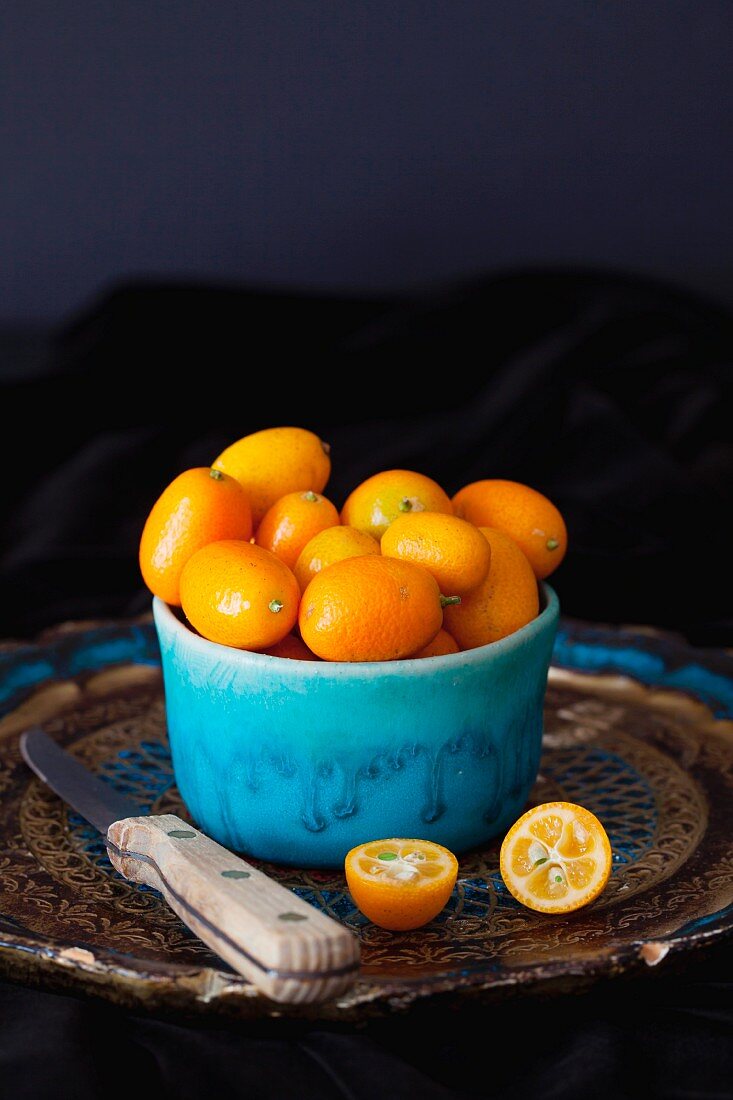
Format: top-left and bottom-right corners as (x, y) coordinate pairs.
(153, 586), (559, 868)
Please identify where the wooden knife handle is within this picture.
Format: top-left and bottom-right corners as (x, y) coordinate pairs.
(106, 813), (359, 1004)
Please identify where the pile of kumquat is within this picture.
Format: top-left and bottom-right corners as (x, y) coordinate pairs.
(140, 425), (567, 662)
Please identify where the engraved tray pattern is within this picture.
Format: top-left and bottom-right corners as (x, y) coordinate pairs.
(0, 616), (731, 1021)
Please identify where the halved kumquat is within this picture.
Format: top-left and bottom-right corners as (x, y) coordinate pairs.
(345, 838), (458, 930)
(500, 802), (612, 914)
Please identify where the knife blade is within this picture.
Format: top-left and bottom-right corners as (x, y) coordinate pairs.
(21, 727), (144, 832)
(20, 728), (359, 1003)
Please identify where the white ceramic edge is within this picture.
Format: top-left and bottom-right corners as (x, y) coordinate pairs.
(153, 584), (558, 681)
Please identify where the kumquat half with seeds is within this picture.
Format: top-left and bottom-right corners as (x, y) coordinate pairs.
(500, 802), (612, 914)
(345, 838), (459, 930)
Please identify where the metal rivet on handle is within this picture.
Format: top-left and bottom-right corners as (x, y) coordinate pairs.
(278, 912), (307, 921)
(168, 829), (196, 838)
(221, 869), (250, 879)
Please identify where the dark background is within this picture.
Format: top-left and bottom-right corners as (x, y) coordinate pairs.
(1, 4), (732, 1098)
(1, 1), (732, 326)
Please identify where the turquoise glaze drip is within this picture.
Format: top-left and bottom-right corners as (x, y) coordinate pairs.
(153, 590), (559, 868)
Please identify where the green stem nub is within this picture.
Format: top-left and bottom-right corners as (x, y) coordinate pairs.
(398, 497), (413, 512)
(209, 468), (224, 480)
(546, 538), (559, 551)
(269, 599), (284, 614)
(440, 595), (461, 608)
(304, 491), (318, 502)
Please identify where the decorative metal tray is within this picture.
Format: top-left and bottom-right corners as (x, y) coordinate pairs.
(0, 617), (731, 1021)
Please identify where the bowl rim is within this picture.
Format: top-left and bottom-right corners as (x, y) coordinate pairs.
(153, 583), (558, 681)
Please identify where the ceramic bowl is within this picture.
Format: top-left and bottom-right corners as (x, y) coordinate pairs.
(153, 586), (559, 867)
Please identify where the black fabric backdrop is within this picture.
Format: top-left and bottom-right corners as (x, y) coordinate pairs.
(0, 271), (732, 1097)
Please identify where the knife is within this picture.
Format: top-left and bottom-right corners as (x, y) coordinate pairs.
(20, 728), (360, 1004)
